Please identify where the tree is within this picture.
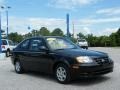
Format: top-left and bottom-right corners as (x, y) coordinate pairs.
(116, 28), (120, 46)
(51, 28), (63, 36)
(23, 32), (32, 39)
(8, 32), (23, 43)
(39, 27), (50, 36)
(110, 33), (117, 46)
(31, 29), (37, 36)
(6, 27), (120, 47)
(70, 37), (77, 43)
(86, 34), (94, 46)
(77, 32), (85, 39)
(99, 36), (110, 47)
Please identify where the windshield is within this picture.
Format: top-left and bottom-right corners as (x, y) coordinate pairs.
(46, 37), (77, 50)
(78, 39), (86, 42)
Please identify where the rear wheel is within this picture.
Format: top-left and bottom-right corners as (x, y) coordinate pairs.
(55, 64), (71, 84)
(86, 47), (88, 49)
(6, 50), (10, 57)
(15, 60), (24, 74)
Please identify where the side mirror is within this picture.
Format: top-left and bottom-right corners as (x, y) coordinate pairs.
(39, 46), (49, 51)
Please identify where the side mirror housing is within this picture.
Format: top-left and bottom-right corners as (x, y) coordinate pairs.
(39, 46), (49, 51)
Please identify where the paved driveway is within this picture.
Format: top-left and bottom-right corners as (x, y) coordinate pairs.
(0, 47), (119, 90)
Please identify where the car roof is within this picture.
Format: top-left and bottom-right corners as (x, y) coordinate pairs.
(28, 36), (63, 39)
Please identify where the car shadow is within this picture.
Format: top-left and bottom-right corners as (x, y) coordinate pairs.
(23, 71), (56, 82)
(10, 70), (111, 85)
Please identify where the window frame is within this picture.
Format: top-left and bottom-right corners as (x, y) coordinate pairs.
(2, 40), (8, 45)
(45, 37), (78, 50)
(18, 39), (30, 51)
(29, 38), (48, 52)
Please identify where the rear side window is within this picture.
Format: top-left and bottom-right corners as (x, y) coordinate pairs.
(20, 39), (30, 50)
(2, 40), (7, 45)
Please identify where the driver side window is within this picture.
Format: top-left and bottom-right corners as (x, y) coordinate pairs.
(29, 38), (46, 51)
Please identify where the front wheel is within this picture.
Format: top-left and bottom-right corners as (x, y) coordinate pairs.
(15, 60), (24, 74)
(55, 64), (71, 84)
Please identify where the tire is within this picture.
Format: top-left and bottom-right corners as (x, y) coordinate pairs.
(6, 50), (10, 57)
(14, 60), (24, 74)
(55, 64), (71, 84)
(86, 47), (88, 49)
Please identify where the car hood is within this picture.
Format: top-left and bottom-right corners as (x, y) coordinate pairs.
(54, 49), (108, 58)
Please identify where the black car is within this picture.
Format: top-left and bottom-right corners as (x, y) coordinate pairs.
(11, 36), (114, 84)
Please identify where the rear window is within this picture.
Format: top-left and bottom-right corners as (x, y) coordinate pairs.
(78, 40), (86, 42)
(2, 40), (7, 45)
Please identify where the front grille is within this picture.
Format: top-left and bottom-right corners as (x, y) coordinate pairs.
(94, 57), (109, 65)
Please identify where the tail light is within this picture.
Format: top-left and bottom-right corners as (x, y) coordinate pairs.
(2, 45), (5, 49)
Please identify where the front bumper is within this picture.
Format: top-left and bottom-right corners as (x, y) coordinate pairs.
(71, 61), (114, 78)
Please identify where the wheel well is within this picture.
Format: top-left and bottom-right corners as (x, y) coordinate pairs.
(14, 58), (19, 65)
(53, 62), (69, 73)
(7, 48), (10, 52)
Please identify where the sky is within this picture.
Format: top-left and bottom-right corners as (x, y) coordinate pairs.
(0, 0), (120, 36)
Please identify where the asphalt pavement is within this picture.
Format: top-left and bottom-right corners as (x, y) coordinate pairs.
(0, 47), (120, 90)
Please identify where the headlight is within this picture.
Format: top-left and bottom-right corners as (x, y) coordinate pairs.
(76, 56), (93, 63)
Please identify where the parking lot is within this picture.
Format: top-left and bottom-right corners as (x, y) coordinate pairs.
(0, 47), (120, 90)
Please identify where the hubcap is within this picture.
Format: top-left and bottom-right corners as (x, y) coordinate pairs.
(56, 67), (67, 82)
(7, 51), (9, 56)
(15, 62), (21, 72)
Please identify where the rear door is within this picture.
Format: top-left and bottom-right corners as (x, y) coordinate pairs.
(17, 39), (31, 69)
(27, 38), (53, 72)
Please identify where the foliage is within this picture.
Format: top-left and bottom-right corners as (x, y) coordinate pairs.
(116, 28), (120, 46)
(85, 28), (120, 47)
(109, 33), (117, 46)
(77, 32), (85, 39)
(51, 28), (63, 36)
(6, 27), (120, 47)
(70, 37), (77, 43)
(8, 32), (23, 43)
(39, 27), (50, 36)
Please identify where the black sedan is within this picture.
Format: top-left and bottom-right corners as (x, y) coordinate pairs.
(11, 36), (114, 84)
